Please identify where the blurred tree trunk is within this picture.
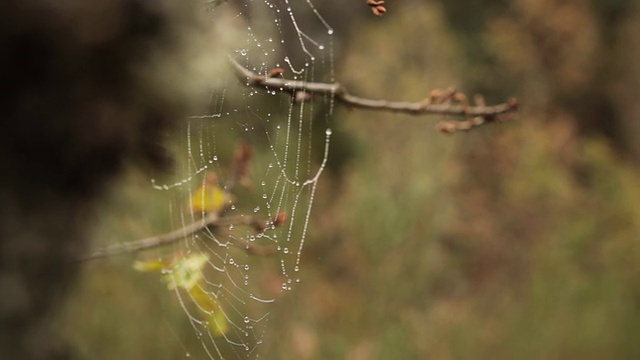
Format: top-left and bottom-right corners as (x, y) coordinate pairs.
(0, 1), (205, 358)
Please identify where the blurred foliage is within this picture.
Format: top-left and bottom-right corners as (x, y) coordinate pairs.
(57, 1), (640, 359)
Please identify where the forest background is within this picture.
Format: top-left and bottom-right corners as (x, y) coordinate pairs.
(59, 0), (640, 359)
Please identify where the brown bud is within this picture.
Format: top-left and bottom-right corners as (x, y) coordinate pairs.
(436, 121), (457, 134)
(429, 89), (442, 103)
(234, 143), (253, 163)
(372, 6), (386, 16)
(273, 212), (287, 227)
(205, 172), (219, 186)
(267, 68), (285, 78)
(367, 0), (386, 16)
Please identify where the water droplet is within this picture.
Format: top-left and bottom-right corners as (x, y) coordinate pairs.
(229, 258), (235, 265)
(244, 316), (250, 324)
(319, 45), (324, 50)
(325, 128), (332, 136)
(327, 29), (334, 35)
(254, 206), (260, 212)
(213, 155), (218, 161)
(262, 194), (267, 199)
(283, 248), (289, 254)
(294, 265), (299, 272)
(244, 264), (250, 270)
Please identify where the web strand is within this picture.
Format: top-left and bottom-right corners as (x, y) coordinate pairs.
(144, 1), (335, 358)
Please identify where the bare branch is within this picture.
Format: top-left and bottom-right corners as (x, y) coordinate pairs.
(83, 57), (518, 262)
(228, 56), (518, 121)
(81, 213), (275, 261)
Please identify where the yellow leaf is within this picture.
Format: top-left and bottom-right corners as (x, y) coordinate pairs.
(190, 172), (234, 215)
(133, 252), (230, 336)
(190, 285), (229, 336)
(209, 310), (230, 337)
(132, 259), (169, 272)
(190, 284), (220, 313)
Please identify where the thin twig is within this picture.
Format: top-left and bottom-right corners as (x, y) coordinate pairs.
(83, 57), (517, 262)
(81, 213), (274, 261)
(228, 56), (518, 119)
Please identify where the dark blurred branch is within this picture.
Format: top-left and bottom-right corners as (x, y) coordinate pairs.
(228, 56), (518, 126)
(81, 213), (275, 261)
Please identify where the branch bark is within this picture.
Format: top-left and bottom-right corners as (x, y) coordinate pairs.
(228, 56), (518, 121)
(84, 58), (519, 262)
(81, 213), (275, 261)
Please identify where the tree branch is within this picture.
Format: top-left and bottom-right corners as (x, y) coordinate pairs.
(228, 56), (518, 123)
(81, 213), (275, 261)
(83, 57), (519, 263)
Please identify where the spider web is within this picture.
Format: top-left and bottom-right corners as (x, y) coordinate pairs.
(144, 1), (334, 358)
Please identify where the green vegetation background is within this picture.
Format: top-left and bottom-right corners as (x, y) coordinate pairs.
(58, 1), (640, 359)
